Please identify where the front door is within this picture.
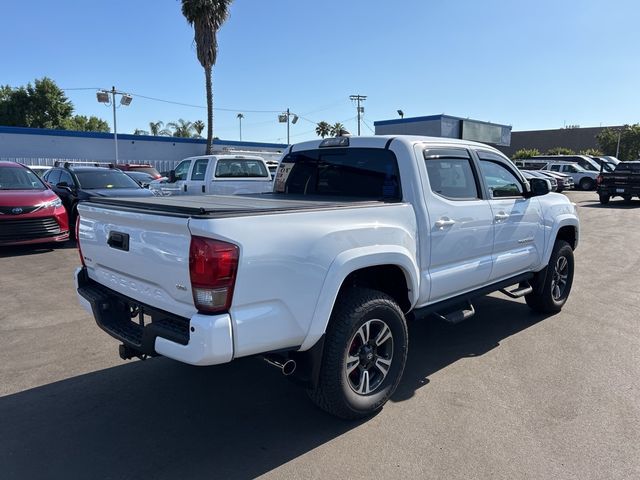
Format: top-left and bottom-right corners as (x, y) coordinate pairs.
(169, 159), (192, 195)
(185, 158), (210, 195)
(422, 147), (495, 302)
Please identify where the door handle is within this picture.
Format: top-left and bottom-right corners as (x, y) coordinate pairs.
(435, 218), (456, 229)
(184, 184), (187, 192)
(202, 185), (205, 193)
(494, 212), (510, 221)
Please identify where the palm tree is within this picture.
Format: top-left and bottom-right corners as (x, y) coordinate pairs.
(315, 121), (331, 138)
(133, 128), (149, 135)
(193, 120), (205, 138)
(168, 119), (195, 138)
(149, 121), (170, 136)
(181, 0), (233, 154)
(330, 122), (346, 137)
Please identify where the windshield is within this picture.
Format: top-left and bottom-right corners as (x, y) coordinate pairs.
(0, 166), (46, 190)
(75, 170), (141, 189)
(614, 163), (640, 172)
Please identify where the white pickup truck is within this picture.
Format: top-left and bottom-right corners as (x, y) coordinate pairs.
(149, 154), (273, 196)
(75, 135), (579, 419)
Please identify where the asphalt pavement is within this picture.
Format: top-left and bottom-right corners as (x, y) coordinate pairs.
(0, 190), (638, 480)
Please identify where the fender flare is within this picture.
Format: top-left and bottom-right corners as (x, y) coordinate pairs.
(542, 216), (579, 265)
(299, 245), (419, 350)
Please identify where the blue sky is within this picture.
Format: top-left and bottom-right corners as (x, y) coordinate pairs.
(3, 0), (639, 144)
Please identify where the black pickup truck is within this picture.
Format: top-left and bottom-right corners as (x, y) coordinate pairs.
(597, 161), (640, 204)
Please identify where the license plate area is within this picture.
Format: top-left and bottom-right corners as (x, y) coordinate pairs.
(616, 188), (625, 193)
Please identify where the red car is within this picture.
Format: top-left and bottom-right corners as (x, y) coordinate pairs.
(0, 162), (69, 246)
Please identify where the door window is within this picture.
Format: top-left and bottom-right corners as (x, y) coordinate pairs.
(46, 169), (61, 185)
(190, 159), (209, 181)
(59, 170), (74, 186)
(550, 165), (561, 172)
(424, 148), (479, 200)
(479, 160), (523, 198)
(173, 160), (191, 181)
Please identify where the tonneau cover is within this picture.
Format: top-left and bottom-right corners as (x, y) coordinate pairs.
(86, 193), (392, 218)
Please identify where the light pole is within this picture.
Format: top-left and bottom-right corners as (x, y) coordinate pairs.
(237, 113), (244, 141)
(97, 86), (132, 163)
(616, 128), (623, 159)
(278, 108), (298, 144)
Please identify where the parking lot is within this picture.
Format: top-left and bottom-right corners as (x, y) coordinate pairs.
(1, 190), (638, 480)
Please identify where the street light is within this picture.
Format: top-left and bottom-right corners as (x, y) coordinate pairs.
(96, 86), (133, 163)
(278, 108), (298, 144)
(237, 113), (244, 141)
(397, 109), (404, 118)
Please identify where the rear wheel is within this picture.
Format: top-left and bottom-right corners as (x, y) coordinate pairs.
(599, 194), (610, 205)
(579, 178), (595, 191)
(525, 240), (574, 313)
(307, 288), (408, 419)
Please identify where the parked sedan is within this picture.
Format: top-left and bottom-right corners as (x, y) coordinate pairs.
(0, 161), (69, 246)
(123, 171), (156, 188)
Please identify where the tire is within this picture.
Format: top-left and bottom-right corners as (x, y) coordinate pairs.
(579, 178), (594, 191)
(307, 288), (408, 419)
(525, 240), (574, 313)
(599, 194), (610, 205)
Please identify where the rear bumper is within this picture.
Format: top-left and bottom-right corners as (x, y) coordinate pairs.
(75, 267), (234, 366)
(598, 186), (640, 196)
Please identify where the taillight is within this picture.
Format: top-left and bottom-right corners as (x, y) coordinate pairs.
(76, 216), (85, 267)
(189, 236), (239, 314)
(596, 175), (603, 185)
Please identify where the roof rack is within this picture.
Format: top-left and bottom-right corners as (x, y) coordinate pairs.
(54, 161), (115, 169)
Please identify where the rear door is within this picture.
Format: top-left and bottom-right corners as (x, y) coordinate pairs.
(476, 150), (544, 281)
(422, 147), (495, 302)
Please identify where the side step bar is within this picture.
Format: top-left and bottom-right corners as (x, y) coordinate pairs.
(500, 282), (533, 299)
(434, 301), (476, 324)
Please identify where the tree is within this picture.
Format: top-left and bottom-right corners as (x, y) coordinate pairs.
(149, 120), (171, 136)
(181, 0), (233, 154)
(597, 124), (640, 160)
(315, 121), (331, 138)
(61, 115), (110, 132)
(579, 148), (603, 156)
(512, 148), (541, 159)
(193, 119), (205, 138)
(0, 77), (73, 128)
(168, 118), (195, 138)
(133, 128), (149, 135)
(330, 122), (346, 137)
(546, 147), (575, 155)
(0, 77), (109, 132)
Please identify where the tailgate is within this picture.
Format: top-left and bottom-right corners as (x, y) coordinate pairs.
(77, 202), (195, 318)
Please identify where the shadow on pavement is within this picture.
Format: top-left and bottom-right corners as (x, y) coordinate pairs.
(576, 197), (640, 209)
(0, 240), (75, 258)
(0, 295), (549, 479)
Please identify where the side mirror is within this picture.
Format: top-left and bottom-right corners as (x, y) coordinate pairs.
(168, 170), (176, 183)
(529, 178), (550, 197)
(56, 181), (73, 191)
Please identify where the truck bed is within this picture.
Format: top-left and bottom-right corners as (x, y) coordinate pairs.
(86, 193), (397, 218)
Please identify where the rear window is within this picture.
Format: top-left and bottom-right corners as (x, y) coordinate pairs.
(614, 163), (640, 172)
(215, 159), (269, 178)
(128, 166), (160, 177)
(274, 148), (401, 200)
